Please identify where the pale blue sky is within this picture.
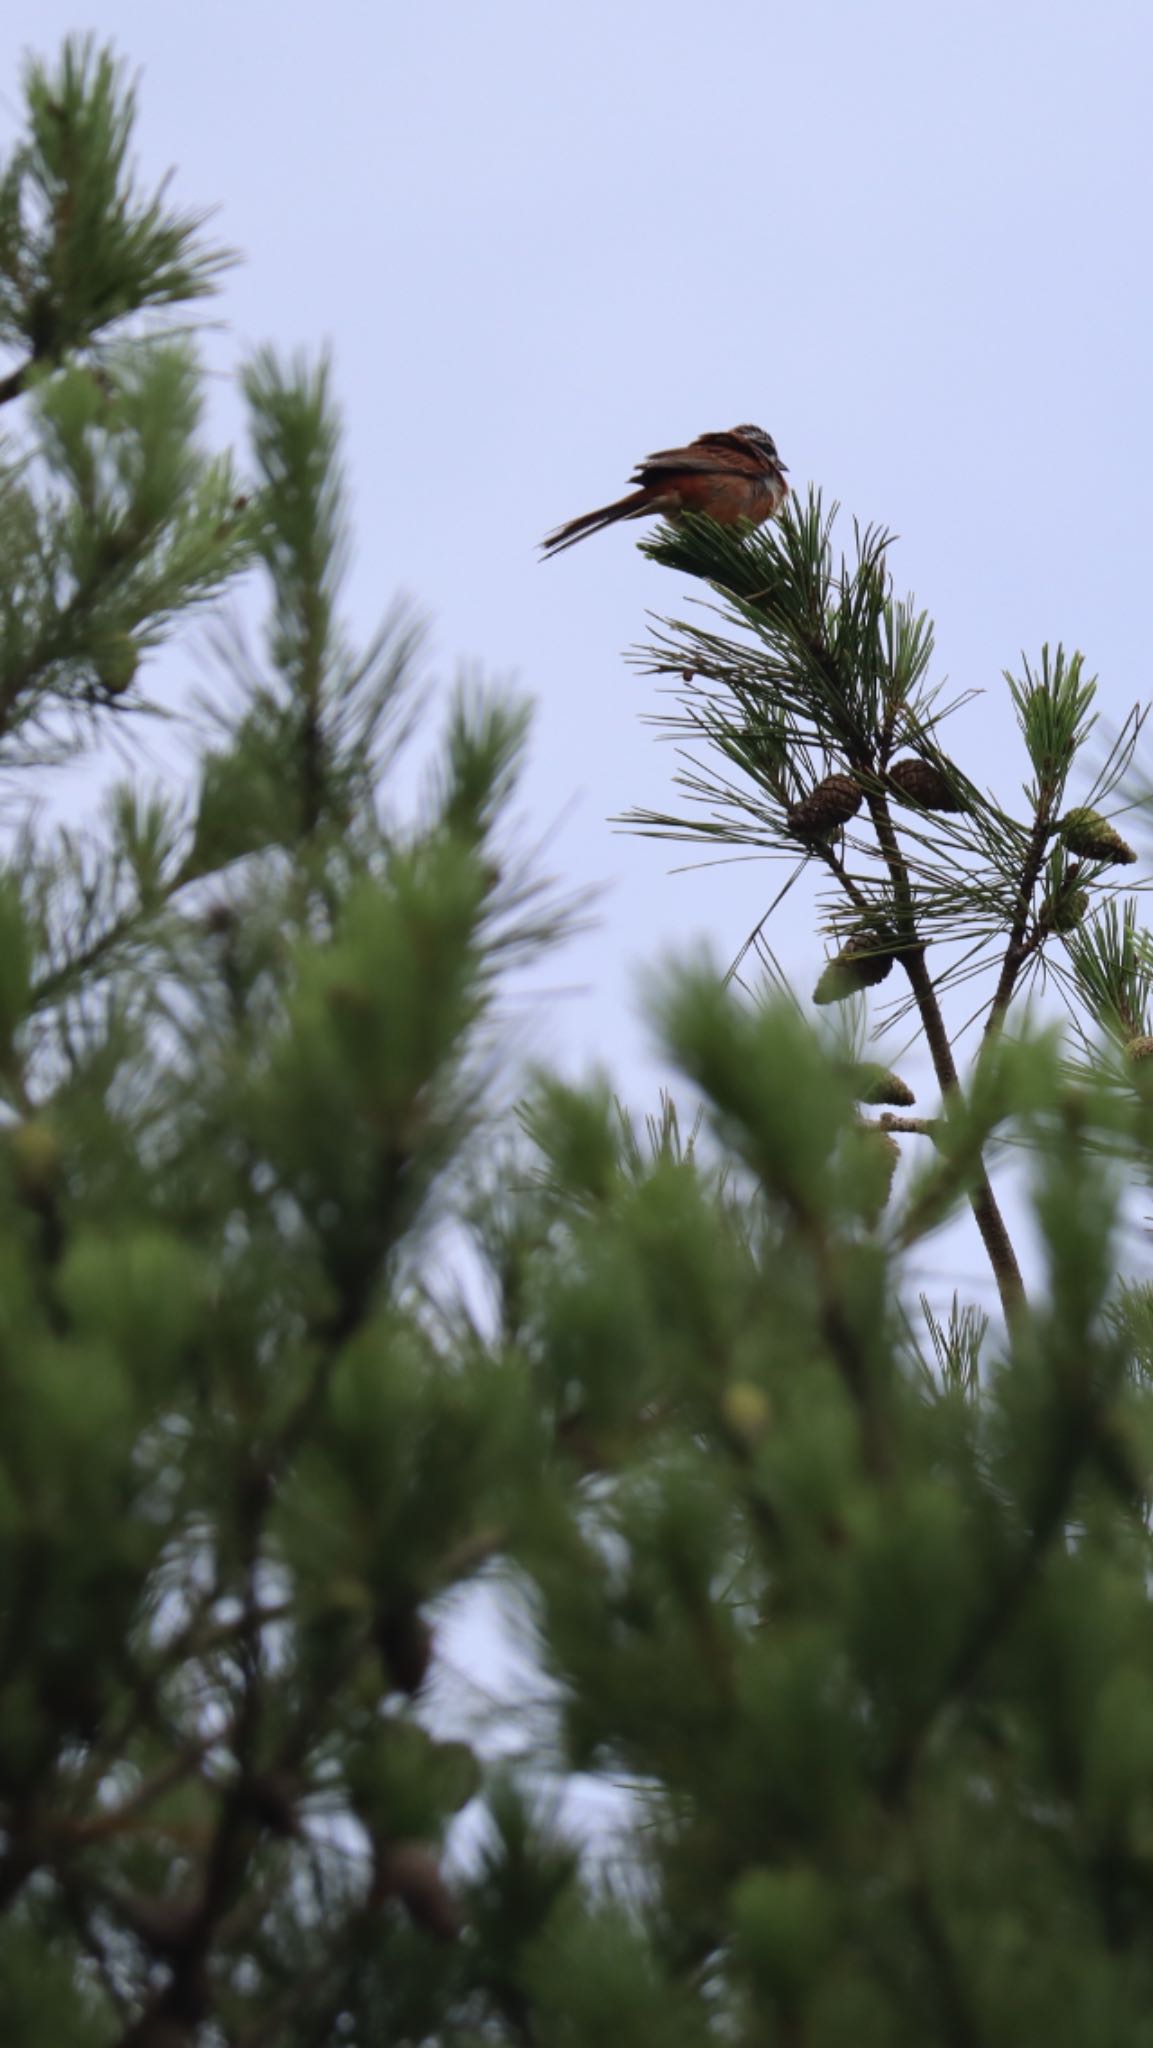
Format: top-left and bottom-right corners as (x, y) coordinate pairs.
(4, 1), (1151, 1199)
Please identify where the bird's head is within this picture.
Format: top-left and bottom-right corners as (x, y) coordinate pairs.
(732, 424), (787, 471)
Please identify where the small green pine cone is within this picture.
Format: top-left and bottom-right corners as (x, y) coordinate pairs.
(721, 1381), (773, 1444)
(859, 1126), (901, 1225)
(1038, 887), (1090, 935)
(1125, 1035), (1153, 1063)
(813, 935), (895, 1005)
(5, 1119), (62, 1204)
(888, 757), (966, 813)
(1058, 808), (1137, 865)
(787, 773), (863, 843)
(854, 1066), (916, 1107)
(93, 635), (141, 697)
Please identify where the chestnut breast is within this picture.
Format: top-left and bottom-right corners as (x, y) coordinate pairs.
(659, 467), (789, 526)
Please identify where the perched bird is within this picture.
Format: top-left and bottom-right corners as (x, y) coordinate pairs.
(541, 424), (789, 558)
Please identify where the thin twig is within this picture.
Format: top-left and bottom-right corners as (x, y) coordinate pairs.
(982, 808), (1053, 1042)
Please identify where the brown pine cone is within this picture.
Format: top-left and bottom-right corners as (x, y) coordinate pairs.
(374, 1842), (461, 1941)
(787, 773), (863, 843)
(813, 935), (895, 1005)
(376, 1602), (434, 1697)
(888, 757), (966, 813)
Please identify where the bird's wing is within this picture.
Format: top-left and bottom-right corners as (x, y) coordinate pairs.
(633, 432), (766, 485)
(691, 431), (769, 460)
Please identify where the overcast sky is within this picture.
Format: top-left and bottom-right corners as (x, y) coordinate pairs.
(4, 1), (1151, 1291)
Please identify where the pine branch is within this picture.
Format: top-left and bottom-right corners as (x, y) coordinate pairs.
(860, 780), (1025, 1316)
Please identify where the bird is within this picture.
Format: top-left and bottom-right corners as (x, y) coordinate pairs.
(540, 424), (789, 558)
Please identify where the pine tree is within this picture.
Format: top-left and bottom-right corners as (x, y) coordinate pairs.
(4, 35), (1153, 2048)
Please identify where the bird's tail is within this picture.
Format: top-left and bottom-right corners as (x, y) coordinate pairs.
(539, 488), (650, 558)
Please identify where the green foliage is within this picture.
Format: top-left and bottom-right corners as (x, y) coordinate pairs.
(5, 33), (1153, 2048)
(0, 37), (247, 776)
(509, 1015), (1153, 2046)
(1007, 643), (1097, 799)
(0, 347), (251, 764)
(0, 38), (232, 365)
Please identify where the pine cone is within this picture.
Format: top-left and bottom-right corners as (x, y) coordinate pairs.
(1125, 1035), (1153, 1063)
(1058, 808), (1137, 866)
(374, 1842), (461, 1941)
(859, 1127), (901, 1225)
(376, 1602), (434, 1696)
(92, 634), (140, 698)
(6, 1120), (63, 1205)
(243, 1771), (302, 1837)
(813, 935), (895, 1005)
(721, 1381), (773, 1445)
(854, 1066), (916, 1107)
(787, 773), (863, 843)
(888, 757), (966, 813)
(1037, 887), (1089, 935)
